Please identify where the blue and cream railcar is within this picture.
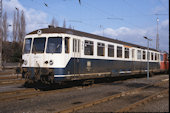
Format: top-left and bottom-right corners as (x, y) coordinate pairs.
(22, 26), (161, 84)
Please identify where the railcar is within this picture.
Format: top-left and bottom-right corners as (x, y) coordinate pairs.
(22, 26), (164, 84)
(160, 53), (169, 72)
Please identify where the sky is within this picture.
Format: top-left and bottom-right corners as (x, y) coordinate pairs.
(3, 0), (169, 52)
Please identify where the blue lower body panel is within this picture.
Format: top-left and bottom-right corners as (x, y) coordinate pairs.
(22, 58), (160, 83)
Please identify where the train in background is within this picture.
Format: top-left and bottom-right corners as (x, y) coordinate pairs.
(160, 53), (169, 72)
(21, 26), (169, 84)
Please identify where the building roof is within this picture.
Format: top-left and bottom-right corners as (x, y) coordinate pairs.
(28, 26), (158, 52)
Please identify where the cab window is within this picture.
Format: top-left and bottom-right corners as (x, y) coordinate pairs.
(46, 37), (62, 53)
(32, 37), (46, 53)
(24, 38), (32, 53)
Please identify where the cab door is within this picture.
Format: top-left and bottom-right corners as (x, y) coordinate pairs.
(73, 38), (81, 75)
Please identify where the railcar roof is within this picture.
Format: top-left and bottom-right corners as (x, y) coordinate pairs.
(28, 27), (158, 52)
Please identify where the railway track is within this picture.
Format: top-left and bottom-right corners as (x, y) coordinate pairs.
(0, 76), (168, 103)
(0, 82), (99, 102)
(0, 79), (25, 86)
(0, 76), (168, 109)
(116, 89), (169, 112)
(58, 78), (169, 113)
(0, 75), (168, 113)
(0, 74), (23, 86)
(0, 75), (147, 102)
(0, 75), (22, 80)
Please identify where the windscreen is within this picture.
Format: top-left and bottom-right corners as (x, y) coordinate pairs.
(24, 38), (32, 53)
(46, 37), (62, 53)
(32, 37), (46, 53)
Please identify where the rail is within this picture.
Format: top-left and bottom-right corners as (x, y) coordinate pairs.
(116, 89), (169, 112)
(57, 79), (168, 113)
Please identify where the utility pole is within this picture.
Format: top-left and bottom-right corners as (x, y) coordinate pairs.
(144, 36), (152, 80)
(154, 13), (168, 50)
(156, 17), (159, 50)
(0, 0), (2, 71)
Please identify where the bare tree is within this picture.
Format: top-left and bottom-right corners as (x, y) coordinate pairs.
(19, 10), (26, 43)
(2, 11), (8, 41)
(13, 11), (17, 42)
(63, 19), (66, 28)
(16, 8), (20, 42)
(51, 17), (58, 27)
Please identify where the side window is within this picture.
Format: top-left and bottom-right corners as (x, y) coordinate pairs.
(84, 40), (93, 55)
(125, 47), (129, 58)
(143, 51), (146, 60)
(151, 52), (154, 60)
(132, 49), (135, 59)
(97, 42), (105, 56)
(155, 53), (157, 60)
(137, 50), (141, 59)
(73, 39), (75, 52)
(160, 54), (163, 61)
(108, 44), (114, 57)
(78, 40), (80, 52)
(75, 39), (77, 52)
(148, 52), (150, 60)
(65, 37), (70, 53)
(117, 46), (122, 58)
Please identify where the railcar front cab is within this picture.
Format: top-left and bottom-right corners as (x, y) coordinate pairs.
(22, 31), (70, 84)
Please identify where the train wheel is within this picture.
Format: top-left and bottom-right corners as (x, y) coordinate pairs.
(82, 80), (94, 86)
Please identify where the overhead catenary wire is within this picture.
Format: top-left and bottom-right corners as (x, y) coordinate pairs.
(27, 0), (167, 34)
(27, 0), (144, 29)
(158, 0), (168, 10)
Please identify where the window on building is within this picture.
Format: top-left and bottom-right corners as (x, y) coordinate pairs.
(65, 37), (70, 53)
(125, 47), (129, 58)
(143, 51), (146, 60)
(108, 44), (114, 57)
(137, 50), (141, 59)
(158, 54), (160, 61)
(84, 40), (93, 55)
(97, 43), (105, 56)
(151, 52), (154, 60)
(117, 46), (122, 58)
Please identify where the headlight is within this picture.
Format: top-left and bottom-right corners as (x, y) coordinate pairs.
(44, 61), (48, 64)
(49, 60), (53, 65)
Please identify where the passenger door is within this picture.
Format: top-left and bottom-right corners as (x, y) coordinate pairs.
(73, 38), (81, 75)
(131, 49), (135, 71)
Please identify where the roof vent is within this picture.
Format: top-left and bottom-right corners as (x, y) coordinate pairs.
(48, 25), (54, 29)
